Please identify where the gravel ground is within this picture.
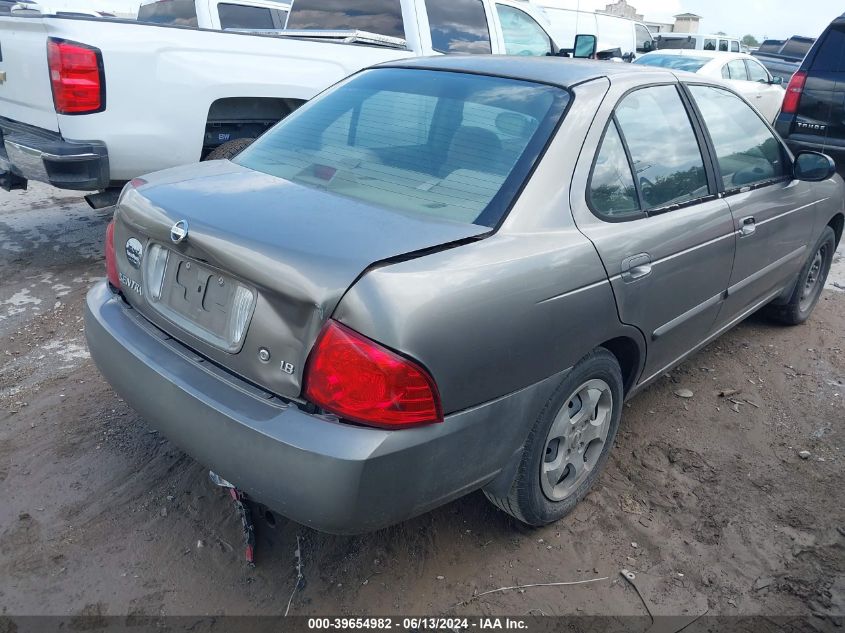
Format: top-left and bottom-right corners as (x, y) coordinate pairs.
(1, 183), (843, 625)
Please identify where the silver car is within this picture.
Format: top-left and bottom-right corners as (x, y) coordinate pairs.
(85, 57), (844, 533)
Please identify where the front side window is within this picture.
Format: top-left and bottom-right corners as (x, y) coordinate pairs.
(730, 41), (740, 52)
(495, 4), (552, 56)
(613, 85), (708, 211)
(236, 69), (568, 226)
(746, 59), (770, 83)
(589, 121), (640, 219)
(218, 3), (275, 29)
(285, 0), (404, 39)
(427, 0), (492, 54)
(689, 85), (786, 190)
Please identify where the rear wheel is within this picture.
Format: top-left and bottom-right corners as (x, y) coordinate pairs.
(766, 226), (835, 325)
(484, 348), (623, 526)
(204, 138), (255, 161)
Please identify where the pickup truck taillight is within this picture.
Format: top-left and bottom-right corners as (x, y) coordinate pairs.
(304, 320), (443, 429)
(47, 38), (105, 114)
(105, 220), (120, 290)
(782, 70), (807, 115)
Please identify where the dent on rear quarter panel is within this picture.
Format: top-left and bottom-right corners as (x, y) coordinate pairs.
(333, 231), (626, 416)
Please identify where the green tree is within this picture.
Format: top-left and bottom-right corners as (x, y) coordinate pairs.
(742, 34), (760, 47)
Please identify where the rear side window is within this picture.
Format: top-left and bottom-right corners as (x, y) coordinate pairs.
(811, 24), (845, 72)
(589, 121), (640, 218)
(137, 0), (198, 26)
(495, 4), (553, 56)
(704, 38), (717, 51)
(427, 0), (492, 54)
(285, 0), (404, 39)
(689, 85), (786, 191)
(218, 4), (282, 29)
(725, 59), (748, 80)
(719, 39), (729, 52)
(236, 68), (568, 226)
(613, 85), (708, 211)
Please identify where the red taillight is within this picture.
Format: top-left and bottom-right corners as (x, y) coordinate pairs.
(782, 70), (807, 115)
(47, 38), (104, 114)
(304, 320), (443, 428)
(105, 220), (120, 290)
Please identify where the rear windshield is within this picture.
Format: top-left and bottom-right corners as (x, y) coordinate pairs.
(236, 68), (569, 227)
(657, 37), (695, 50)
(137, 0), (197, 26)
(285, 0), (405, 40)
(633, 54), (709, 72)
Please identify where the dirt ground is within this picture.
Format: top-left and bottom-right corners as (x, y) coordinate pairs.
(1, 183), (844, 625)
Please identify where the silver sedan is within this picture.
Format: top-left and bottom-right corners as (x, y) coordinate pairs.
(85, 57), (844, 533)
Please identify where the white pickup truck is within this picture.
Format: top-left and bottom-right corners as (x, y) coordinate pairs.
(0, 0), (572, 206)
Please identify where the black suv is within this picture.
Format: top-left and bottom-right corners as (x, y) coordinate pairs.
(776, 14), (845, 174)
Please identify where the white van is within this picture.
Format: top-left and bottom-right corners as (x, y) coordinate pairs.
(656, 33), (742, 53)
(538, 5), (655, 61)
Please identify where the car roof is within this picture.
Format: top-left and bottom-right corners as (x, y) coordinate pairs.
(378, 55), (676, 89)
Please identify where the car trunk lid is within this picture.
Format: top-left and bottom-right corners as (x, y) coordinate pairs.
(113, 161), (489, 401)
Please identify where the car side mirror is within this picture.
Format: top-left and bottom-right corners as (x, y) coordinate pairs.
(770, 76), (784, 85)
(794, 151), (836, 182)
(573, 34), (598, 59)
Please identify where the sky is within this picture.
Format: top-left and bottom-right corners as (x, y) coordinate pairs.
(541, 0), (841, 40)
(50, 0), (842, 41)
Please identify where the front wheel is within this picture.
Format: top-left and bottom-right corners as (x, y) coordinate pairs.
(766, 226), (836, 325)
(484, 348), (623, 526)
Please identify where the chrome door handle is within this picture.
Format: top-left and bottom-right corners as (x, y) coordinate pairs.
(740, 216), (756, 237)
(621, 253), (652, 282)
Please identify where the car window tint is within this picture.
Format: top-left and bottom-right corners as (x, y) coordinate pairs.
(811, 24), (845, 72)
(237, 68), (567, 226)
(746, 59), (769, 82)
(286, 0), (404, 39)
(689, 85), (786, 190)
(726, 59), (748, 80)
(614, 85), (708, 210)
(704, 38), (717, 51)
(218, 3), (274, 29)
(495, 4), (552, 56)
(427, 0), (492, 54)
(589, 121), (640, 218)
(719, 39), (729, 52)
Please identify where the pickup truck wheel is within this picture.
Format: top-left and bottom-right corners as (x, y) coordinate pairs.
(484, 348), (623, 526)
(766, 226), (835, 326)
(204, 138), (255, 161)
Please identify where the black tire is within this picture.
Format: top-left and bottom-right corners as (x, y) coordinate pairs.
(484, 348), (624, 526)
(204, 138), (255, 161)
(766, 226), (836, 326)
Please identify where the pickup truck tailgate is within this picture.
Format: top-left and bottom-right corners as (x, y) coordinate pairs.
(0, 17), (58, 132)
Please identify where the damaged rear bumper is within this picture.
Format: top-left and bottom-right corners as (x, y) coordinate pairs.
(84, 282), (554, 533)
